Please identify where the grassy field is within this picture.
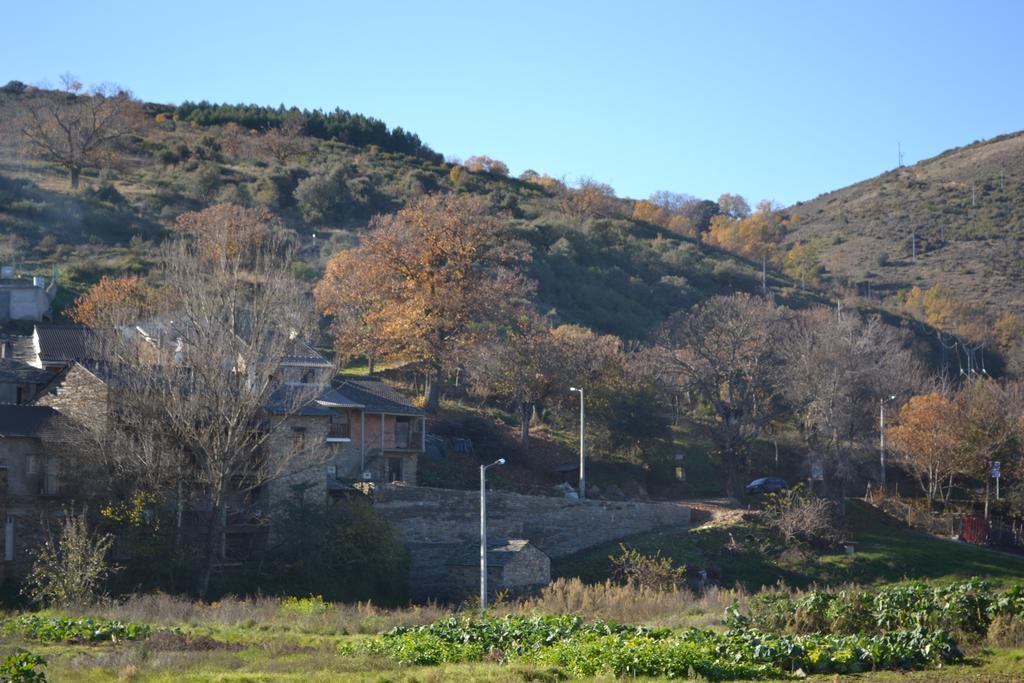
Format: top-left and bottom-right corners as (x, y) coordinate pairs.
(554, 499), (1024, 590)
(0, 587), (1021, 682)
(1, 501), (1022, 681)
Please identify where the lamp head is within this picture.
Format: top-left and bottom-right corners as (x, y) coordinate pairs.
(496, 458), (506, 466)
(570, 386), (578, 392)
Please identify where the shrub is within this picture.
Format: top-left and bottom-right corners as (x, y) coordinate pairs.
(728, 579), (1024, 639)
(293, 168), (350, 223)
(762, 485), (838, 547)
(265, 499), (409, 604)
(189, 163), (222, 201)
(608, 545), (686, 591)
(24, 508), (114, 607)
(279, 595), (330, 617)
(0, 651), (46, 683)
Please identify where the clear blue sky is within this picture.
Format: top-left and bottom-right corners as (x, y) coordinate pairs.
(3, 1), (1022, 205)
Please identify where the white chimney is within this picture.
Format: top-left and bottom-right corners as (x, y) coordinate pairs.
(33, 276), (46, 289)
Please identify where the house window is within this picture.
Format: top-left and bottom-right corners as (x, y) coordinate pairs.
(395, 417), (412, 449)
(329, 411), (350, 439)
(26, 454), (39, 476)
(301, 369), (315, 384)
(5, 516), (13, 562)
(292, 427), (306, 452)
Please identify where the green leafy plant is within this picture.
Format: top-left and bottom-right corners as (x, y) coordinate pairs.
(358, 614), (963, 679)
(0, 652), (46, 683)
(3, 616), (152, 643)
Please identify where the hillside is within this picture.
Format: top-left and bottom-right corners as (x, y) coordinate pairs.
(0, 86), (811, 341)
(787, 131), (1024, 318)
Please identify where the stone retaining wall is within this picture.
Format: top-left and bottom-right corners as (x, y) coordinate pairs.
(372, 485), (691, 599)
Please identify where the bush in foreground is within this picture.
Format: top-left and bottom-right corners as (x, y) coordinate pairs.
(2, 616), (152, 643)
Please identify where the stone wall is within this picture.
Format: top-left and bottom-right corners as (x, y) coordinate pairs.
(35, 364), (109, 429)
(373, 485), (690, 600)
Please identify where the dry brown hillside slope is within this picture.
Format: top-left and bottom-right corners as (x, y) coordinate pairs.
(786, 131), (1024, 318)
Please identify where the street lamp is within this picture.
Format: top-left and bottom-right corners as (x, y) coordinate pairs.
(879, 395), (896, 489)
(570, 387), (585, 500)
(480, 457), (505, 613)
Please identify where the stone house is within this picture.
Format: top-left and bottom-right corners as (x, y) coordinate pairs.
(0, 404), (74, 579)
(29, 337), (424, 568)
(0, 357), (52, 404)
(447, 539), (551, 599)
(265, 376), (425, 507)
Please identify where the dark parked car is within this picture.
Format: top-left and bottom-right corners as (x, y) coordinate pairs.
(745, 477), (789, 495)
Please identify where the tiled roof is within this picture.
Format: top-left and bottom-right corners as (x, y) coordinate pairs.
(333, 377), (423, 416)
(0, 404), (67, 439)
(34, 325), (91, 363)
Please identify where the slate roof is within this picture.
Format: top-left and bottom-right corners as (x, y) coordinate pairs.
(333, 377), (423, 416)
(283, 340), (332, 368)
(34, 326), (92, 364)
(0, 335), (35, 364)
(448, 539), (542, 567)
(0, 404), (67, 439)
(0, 358), (52, 385)
(268, 377), (422, 417)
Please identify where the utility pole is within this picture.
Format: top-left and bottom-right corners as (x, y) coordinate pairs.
(570, 386), (586, 499)
(898, 141), (903, 168)
(880, 395), (896, 489)
(480, 458), (505, 613)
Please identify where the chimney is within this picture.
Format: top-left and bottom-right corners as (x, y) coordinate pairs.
(1, 342), (9, 359)
(33, 276), (46, 289)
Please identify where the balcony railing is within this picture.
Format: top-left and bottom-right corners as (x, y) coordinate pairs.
(327, 423), (351, 440)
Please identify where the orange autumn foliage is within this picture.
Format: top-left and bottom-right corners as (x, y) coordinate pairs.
(69, 275), (155, 328)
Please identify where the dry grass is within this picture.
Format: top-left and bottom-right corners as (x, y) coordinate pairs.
(69, 592), (452, 635)
(500, 577), (746, 630)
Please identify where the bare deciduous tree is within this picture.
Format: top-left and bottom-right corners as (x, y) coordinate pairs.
(79, 205), (330, 597)
(260, 117), (309, 165)
(17, 76), (145, 188)
(653, 294), (787, 497)
(783, 308), (922, 507)
(468, 312), (559, 451)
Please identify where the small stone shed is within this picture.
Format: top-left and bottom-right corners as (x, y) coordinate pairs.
(447, 539), (550, 599)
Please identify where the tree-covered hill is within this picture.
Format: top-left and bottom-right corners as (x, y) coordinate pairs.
(0, 83), (810, 340)
(786, 131), (1024, 319)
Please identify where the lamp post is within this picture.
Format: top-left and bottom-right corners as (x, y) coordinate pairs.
(879, 395), (896, 489)
(480, 458), (505, 613)
(570, 387), (585, 499)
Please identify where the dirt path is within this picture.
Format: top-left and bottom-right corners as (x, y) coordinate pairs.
(678, 497), (740, 524)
